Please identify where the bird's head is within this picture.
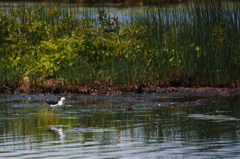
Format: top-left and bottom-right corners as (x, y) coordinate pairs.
(60, 97), (66, 102)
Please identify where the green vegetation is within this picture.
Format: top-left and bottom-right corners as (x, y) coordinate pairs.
(0, 1), (239, 92)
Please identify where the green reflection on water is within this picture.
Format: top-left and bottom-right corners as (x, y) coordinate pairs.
(0, 95), (240, 157)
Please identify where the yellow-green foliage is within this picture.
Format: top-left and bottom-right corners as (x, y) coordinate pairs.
(0, 1), (239, 89)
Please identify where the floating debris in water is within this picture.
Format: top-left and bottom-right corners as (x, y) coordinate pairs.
(187, 114), (239, 122)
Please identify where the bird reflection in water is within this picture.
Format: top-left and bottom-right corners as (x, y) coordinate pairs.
(46, 112), (66, 140)
(46, 125), (65, 140)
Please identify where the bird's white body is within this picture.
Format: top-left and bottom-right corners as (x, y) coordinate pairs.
(50, 97), (66, 109)
(46, 97), (66, 113)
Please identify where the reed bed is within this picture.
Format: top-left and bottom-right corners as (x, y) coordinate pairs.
(0, 1), (239, 92)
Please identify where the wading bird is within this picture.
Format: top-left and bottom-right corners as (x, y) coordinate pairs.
(45, 97), (66, 115)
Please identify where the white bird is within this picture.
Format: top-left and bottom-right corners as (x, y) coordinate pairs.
(45, 97), (66, 114)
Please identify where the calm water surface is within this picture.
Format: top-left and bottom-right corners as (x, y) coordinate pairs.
(0, 93), (240, 158)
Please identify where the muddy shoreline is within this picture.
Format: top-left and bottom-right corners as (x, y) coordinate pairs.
(2, 82), (240, 97)
(1, 84), (240, 108)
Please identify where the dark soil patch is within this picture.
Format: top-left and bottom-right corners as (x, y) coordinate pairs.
(2, 81), (240, 97)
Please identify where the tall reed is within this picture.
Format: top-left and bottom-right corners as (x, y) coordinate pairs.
(0, 1), (239, 92)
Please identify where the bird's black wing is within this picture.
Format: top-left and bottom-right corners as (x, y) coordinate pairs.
(45, 100), (58, 105)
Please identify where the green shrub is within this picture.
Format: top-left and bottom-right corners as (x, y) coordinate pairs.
(0, 1), (239, 91)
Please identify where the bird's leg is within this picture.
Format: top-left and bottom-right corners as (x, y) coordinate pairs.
(46, 108), (53, 124)
(52, 109), (56, 120)
(46, 113), (52, 125)
(46, 108), (53, 116)
(46, 112), (49, 121)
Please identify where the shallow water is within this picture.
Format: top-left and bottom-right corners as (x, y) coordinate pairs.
(0, 93), (240, 158)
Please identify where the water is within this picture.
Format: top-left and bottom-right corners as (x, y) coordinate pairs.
(0, 93), (240, 158)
